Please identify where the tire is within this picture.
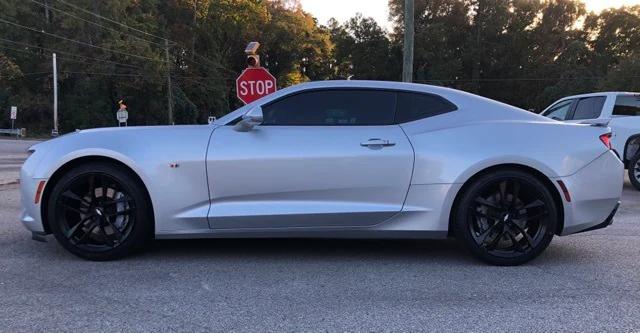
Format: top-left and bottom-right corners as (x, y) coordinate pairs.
(47, 161), (152, 261)
(453, 169), (558, 266)
(628, 154), (640, 191)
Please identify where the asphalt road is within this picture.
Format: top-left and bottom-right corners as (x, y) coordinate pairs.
(1, 139), (640, 332)
(0, 138), (32, 185)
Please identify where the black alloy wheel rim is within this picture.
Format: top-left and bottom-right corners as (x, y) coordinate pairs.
(468, 177), (549, 258)
(634, 159), (640, 182)
(55, 173), (136, 252)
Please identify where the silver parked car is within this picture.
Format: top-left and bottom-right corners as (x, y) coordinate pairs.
(20, 81), (623, 265)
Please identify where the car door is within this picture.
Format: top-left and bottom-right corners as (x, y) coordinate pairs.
(206, 88), (414, 229)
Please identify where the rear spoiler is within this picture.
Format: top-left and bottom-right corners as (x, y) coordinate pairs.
(579, 118), (611, 127)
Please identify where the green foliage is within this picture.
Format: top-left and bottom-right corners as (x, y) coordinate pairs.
(326, 14), (396, 80)
(387, 0), (640, 110)
(599, 54), (640, 92)
(0, 0), (639, 133)
(0, 0), (335, 132)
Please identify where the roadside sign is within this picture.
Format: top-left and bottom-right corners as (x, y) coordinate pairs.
(10, 106), (17, 120)
(236, 68), (277, 104)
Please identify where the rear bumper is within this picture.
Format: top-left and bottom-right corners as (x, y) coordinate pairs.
(574, 201), (619, 234)
(557, 150), (624, 235)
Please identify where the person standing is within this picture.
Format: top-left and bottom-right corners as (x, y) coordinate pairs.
(116, 100), (129, 127)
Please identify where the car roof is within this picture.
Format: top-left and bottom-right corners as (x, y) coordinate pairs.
(278, 80), (466, 96)
(554, 91), (640, 100)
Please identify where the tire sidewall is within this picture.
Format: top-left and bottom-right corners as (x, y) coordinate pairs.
(628, 154), (640, 191)
(47, 162), (152, 261)
(454, 170), (558, 266)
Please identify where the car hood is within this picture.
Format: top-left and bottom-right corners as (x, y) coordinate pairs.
(29, 125), (219, 152)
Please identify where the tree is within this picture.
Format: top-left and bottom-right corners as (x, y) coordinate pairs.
(326, 14), (396, 80)
(599, 54), (640, 92)
(2, 0), (640, 134)
(585, 5), (640, 75)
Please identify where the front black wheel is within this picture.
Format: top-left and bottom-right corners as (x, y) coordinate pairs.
(628, 154), (640, 191)
(454, 169), (557, 266)
(47, 162), (152, 260)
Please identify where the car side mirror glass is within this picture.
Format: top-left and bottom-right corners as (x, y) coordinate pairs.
(233, 106), (264, 132)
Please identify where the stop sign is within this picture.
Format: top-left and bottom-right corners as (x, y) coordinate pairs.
(236, 68), (277, 104)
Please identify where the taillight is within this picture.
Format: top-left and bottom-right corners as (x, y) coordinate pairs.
(599, 133), (612, 150)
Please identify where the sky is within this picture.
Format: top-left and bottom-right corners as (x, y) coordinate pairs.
(299, 0), (640, 31)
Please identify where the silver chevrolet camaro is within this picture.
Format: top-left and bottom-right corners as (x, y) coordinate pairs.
(20, 80), (623, 265)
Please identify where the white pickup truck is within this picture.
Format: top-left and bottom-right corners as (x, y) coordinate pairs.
(541, 92), (640, 190)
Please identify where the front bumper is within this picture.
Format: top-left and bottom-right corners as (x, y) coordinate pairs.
(557, 150), (624, 235)
(20, 165), (48, 234)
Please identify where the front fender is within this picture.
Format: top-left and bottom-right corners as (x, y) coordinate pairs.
(25, 125), (216, 234)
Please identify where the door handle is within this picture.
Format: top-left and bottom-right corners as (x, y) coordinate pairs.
(360, 139), (396, 148)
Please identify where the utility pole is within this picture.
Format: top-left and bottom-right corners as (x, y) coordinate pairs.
(52, 53), (58, 136)
(472, 0), (484, 93)
(43, 0), (50, 24)
(402, 0), (414, 83)
(192, 0), (197, 62)
(164, 38), (174, 125)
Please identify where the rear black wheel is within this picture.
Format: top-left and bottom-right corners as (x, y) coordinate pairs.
(628, 154), (640, 191)
(454, 169), (557, 266)
(47, 162), (152, 260)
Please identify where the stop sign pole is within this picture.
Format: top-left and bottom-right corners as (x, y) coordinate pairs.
(236, 42), (277, 105)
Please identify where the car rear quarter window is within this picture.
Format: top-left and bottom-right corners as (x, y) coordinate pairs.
(613, 95), (640, 117)
(542, 100), (573, 120)
(262, 89), (397, 126)
(571, 96), (606, 120)
(395, 92), (457, 123)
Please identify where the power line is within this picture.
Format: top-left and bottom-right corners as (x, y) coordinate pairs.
(0, 37), (142, 69)
(0, 44), (94, 66)
(36, 0), (237, 75)
(0, 46), (146, 78)
(55, 0), (177, 45)
(186, 50), (237, 74)
(0, 44), (53, 58)
(59, 71), (145, 77)
(30, 1), (223, 74)
(414, 76), (640, 82)
(28, 0), (166, 47)
(0, 16), (165, 62)
(0, 42), (231, 82)
(49, 0), (235, 74)
(6, 70), (143, 78)
(17, 71), (51, 76)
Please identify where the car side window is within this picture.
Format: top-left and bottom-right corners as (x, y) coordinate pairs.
(261, 89), (397, 126)
(571, 97), (606, 120)
(613, 96), (640, 117)
(543, 100), (573, 120)
(395, 92), (457, 123)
